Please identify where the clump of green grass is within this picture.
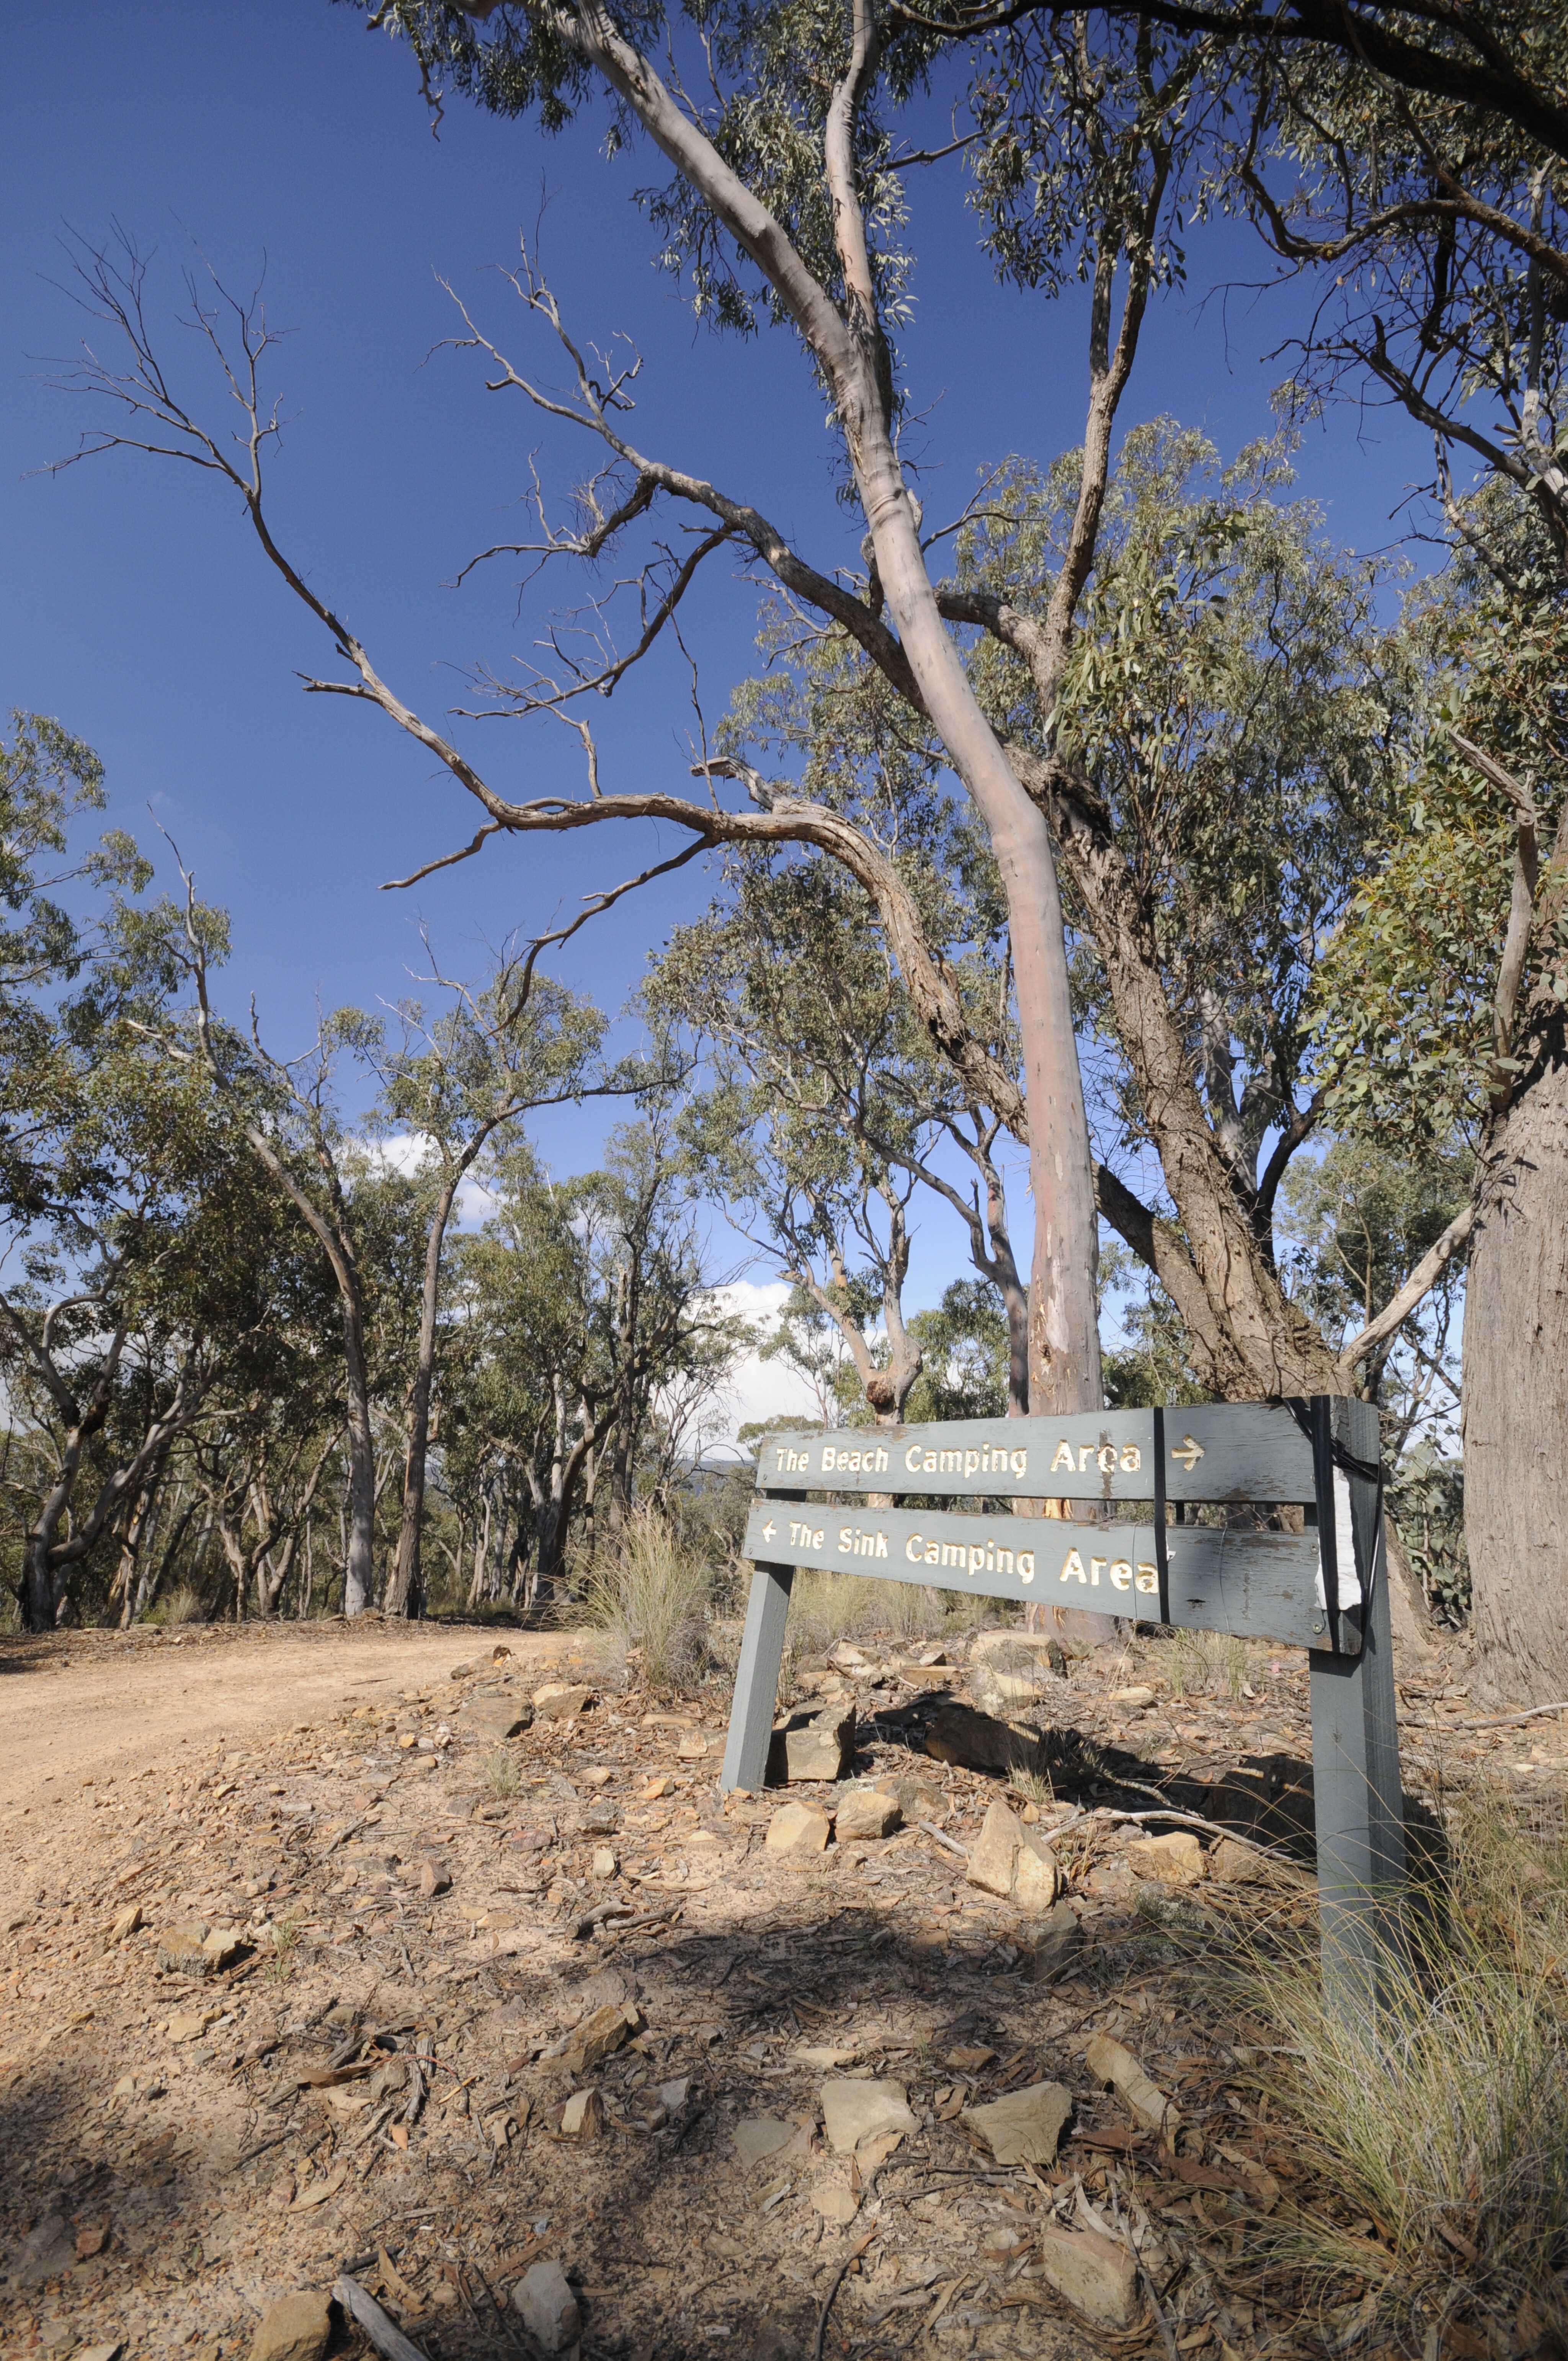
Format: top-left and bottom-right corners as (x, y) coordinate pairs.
(582, 1508), (714, 1697)
(267, 1914), (301, 1982)
(1242, 1794), (1568, 2351)
(1006, 1759), (1055, 1808)
(1163, 1627), (1254, 1699)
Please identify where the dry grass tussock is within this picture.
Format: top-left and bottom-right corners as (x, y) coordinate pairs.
(580, 1508), (715, 1697)
(1243, 1791), (1568, 2353)
(150, 1584), (207, 1626)
(783, 1568), (993, 1652)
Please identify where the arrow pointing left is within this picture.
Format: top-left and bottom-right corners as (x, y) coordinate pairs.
(761, 1519), (777, 1542)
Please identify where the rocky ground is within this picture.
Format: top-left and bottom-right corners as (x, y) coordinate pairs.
(0, 1613), (1554, 2361)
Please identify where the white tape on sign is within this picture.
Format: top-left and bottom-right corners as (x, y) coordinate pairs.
(1314, 1467), (1363, 1613)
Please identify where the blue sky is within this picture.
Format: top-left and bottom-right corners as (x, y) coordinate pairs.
(4, 2), (1434, 1400)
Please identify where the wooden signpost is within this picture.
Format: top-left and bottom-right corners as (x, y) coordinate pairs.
(721, 1396), (1405, 2008)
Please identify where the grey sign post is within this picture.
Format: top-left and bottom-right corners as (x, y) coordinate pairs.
(720, 1398), (1406, 2011)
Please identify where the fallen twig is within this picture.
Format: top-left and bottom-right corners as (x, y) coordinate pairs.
(333, 2273), (431, 2361)
(1090, 1802), (1305, 1869)
(1449, 1700), (1568, 1733)
(916, 1819), (969, 1860)
(814, 2228), (877, 2360)
(572, 1898), (637, 1939)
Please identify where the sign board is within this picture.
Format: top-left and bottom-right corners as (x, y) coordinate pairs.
(740, 1500), (1328, 1653)
(721, 1395), (1406, 2016)
(756, 1402), (1318, 1505)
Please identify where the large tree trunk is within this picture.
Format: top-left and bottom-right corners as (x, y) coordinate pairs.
(857, 467), (1101, 1417)
(23, 1349), (125, 1631)
(1464, 1030), (1568, 1703)
(562, 0), (1105, 1420)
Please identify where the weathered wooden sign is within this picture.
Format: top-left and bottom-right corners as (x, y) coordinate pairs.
(757, 1402), (1320, 1503)
(722, 1396), (1406, 2012)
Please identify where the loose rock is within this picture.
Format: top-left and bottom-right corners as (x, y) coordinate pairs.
(819, 2076), (916, 2157)
(247, 2290), (332, 2361)
(533, 1683), (594, 1720)
(971, 1627), (1065, 1671)
(513, 2258), (581, 2354)
(1029, 1899), (1085, 1981)
(419, 1858), (451, 1898)
(107, 1904), (142, 1948)
(813, 2178), (860, 2225)
(769, 1701), (856, 1784)
(462, 1694), (533, 1743)
(874, 1770), (946, 1820)
(960, 2079), (1071, 2165)
(560, 2001), (642, 2077)
(1085, 2033), (1176, 2134)
(970, 1659), (1047, 1715)
(1127, 1830), (1205, 1886)
(157, 1922), (216, 1977)
(560, 2087), (604, 2140)
(1033, 2221), (1140, 2330)
(1209, 1835), (1268, 1884)
(168, 2006), (223, 2042)
(734, 2113), (796, 2169)
(835, 1786), (902, 1841)
(764, 1801), (832, 1859)
(964, 1796), (1060, 1908)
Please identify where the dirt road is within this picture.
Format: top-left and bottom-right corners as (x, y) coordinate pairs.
(0, 1619), (574, 1829)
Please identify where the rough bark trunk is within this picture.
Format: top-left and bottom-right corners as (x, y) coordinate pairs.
(23, 1363), (115, 1629)
(1464, 1027), (1568, 1702)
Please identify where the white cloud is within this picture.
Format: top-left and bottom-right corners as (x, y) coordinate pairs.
(368, 1133), (498, 1226)
(703, 1277), (820, 1446)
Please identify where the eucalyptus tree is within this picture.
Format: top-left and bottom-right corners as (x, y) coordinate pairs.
(370, 957), (616, 1615)
(577, 1116), (752, 1546)
(446, 1124), (748, 1596)
(1308, 570), (1568, 1696)
(154, 871), (427, 1616)
(0, 982), (304, 1629)
(447, 1138), (595, 1602)
(649, 841), (1032, 1419)
(51, 0), (1232, 1426)
(0, 726), (289, 1629)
